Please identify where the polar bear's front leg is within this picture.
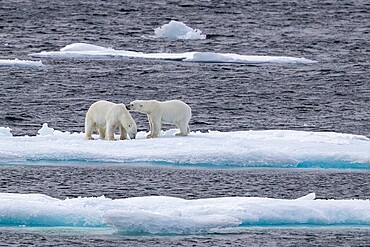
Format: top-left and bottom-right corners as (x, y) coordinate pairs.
(151, 116), (162, 138)
(146, 114), (153, 138)
(147, 115), (153, 138)
(106, 123), (116, 141)
(147, 115), (161, 138)
(119, 126), (127, 140)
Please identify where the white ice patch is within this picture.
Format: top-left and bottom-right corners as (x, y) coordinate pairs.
(187, 52), (316, 64)
(0, 59), (43, 67)
(0, 127), (13, 138)
(154, 20), (206, 40)
(0, 124), (369, 169)
(61, 43), (115, 52)
(37, 123), (55, 136)
(29, 43), (317, 65)
(0, 192), (369, 234)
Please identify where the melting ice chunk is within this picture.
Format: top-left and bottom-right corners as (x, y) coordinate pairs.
(154, 20), (206, 40)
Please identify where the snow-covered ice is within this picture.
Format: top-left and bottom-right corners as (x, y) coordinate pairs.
(0, 59), (43, 67)
(0, 192), (369, 234)
(0, 123), (369, 169)
(154, 20), (206, 40)
(29, 43), (317, 65)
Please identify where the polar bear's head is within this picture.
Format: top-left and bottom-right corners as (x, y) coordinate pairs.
(119, 105), (137, 140)
(124, 116), (137, 140)
(126, 100), (158, 114)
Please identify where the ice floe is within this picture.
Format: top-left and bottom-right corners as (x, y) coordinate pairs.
(29, 43), (317, 64)
(0, 59), (43, 67)
(0, 124), (369, 169)
(0, 192), (369, 235)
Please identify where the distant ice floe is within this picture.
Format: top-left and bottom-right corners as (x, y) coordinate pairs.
(154, 20), (206, 40)
(0, 192), (369, 234)
(0, 123), (369, 169)
(29, 43), (317, 65)
(0, 59), (43, 67)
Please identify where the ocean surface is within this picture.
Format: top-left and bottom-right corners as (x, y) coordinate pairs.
(1, 0), (370, 246)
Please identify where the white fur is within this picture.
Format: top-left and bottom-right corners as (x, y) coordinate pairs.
(85, 100), (137, 140)
(127, 100), (191, 138)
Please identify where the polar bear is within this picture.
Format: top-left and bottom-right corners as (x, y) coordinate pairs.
(85, 100), (137, 141)
(127, 100), (191, 138)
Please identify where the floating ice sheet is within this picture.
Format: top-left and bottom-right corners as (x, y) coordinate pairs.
(0, 59), (43, 67)
(0, 192), (369, 235)
(0, 124), (369, 169)
(29, 43), (317, 65)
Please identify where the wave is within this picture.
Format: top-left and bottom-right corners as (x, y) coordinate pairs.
(29, 43), (317, 65)
(0, 192), (369, 235)
(154, 20), (206, 40)
(0, 124), (369, 169)
(0, 59), (43, 68)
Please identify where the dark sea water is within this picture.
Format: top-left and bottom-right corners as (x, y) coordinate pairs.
(1, 0), (370, 246)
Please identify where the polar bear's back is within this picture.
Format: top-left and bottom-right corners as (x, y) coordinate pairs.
(87, 100), (114, 118)
(86, 100), (127, 126)
(159, 100), (191, 122)
(160, 100), (191, 112)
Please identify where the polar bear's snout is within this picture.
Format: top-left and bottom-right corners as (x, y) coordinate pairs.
(129, 131), (136, 140)
(126, 101), (143, 112)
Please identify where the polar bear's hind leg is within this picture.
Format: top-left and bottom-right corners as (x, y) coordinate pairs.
(176, 121), (189, 136)
(98, 127), (106, 140)
(85, 120), (95, 140)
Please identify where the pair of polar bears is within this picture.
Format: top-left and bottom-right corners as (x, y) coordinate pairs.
(85, 100), (191, 140)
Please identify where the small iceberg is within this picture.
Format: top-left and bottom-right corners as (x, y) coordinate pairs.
(154, 20), (206, 40)
(0, 59), (43, 68)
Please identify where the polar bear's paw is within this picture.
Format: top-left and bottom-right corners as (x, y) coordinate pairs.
(175, 132), (188, 136)
(146, 133), (158, 138)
